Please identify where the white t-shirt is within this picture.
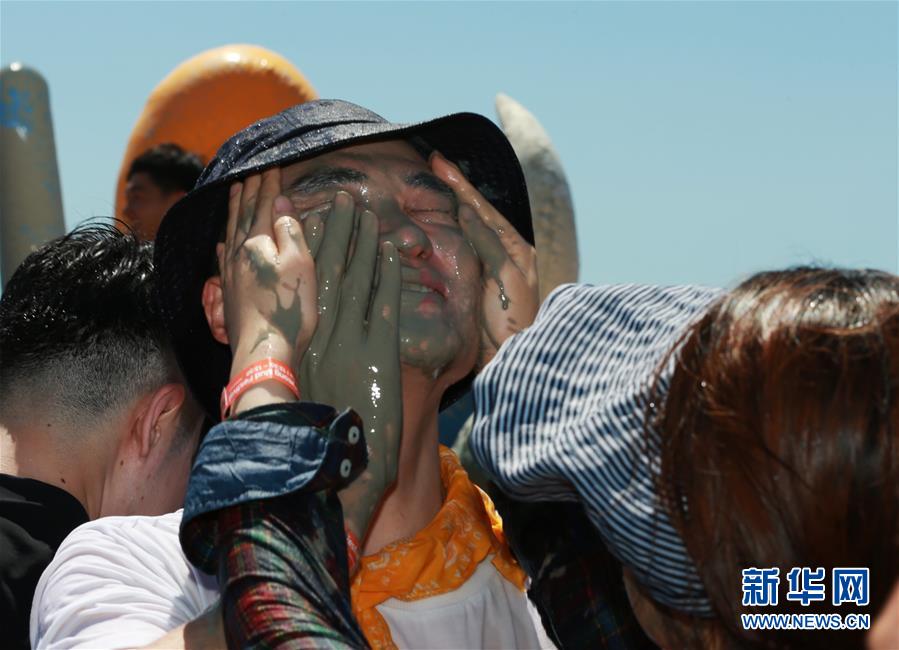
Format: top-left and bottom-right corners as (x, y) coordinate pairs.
(30, 511), (217, 649)
(378, 557), (555, 649)
(32, 510), (555, 649)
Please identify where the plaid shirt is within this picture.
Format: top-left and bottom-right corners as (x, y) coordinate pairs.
(212, 492), (366, 648)
(180, 403), (369, 649)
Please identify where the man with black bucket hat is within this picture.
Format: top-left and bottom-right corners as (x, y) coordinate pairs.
(31, 100), (552, 649)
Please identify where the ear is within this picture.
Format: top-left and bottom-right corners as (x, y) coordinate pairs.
(202, 268), (229, 346)
(132, 383), (187, 459)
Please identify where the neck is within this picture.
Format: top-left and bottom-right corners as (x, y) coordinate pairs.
(361, 368), (447, 555)
(0, 412), (103, 518)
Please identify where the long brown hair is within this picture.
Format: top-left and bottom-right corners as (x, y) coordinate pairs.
(654, 267), (899, 648)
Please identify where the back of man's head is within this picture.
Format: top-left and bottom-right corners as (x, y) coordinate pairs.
(127, 143), (203, 194)
(0, 224), (174, 423)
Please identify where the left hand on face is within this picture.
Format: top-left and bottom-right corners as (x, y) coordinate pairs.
(431, 151), (539, 368)
(297, 192), (403, 543)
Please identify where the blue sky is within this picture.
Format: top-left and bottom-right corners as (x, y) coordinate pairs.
(2, 1), (896, 287)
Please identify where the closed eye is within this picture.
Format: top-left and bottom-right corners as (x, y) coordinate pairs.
(286, 168), (367, 195)
(408, 207), (458, 225)
(293, 200), (332, 221)
(404, 172), (458, 225)
(405, 172), (458, 213)
(285, 167), (366, 219)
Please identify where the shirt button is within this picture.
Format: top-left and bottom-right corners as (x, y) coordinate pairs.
(339, 458), (353, 478)
(347, 425), (360, 445)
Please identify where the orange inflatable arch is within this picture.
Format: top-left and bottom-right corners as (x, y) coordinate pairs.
(114, 44), (317, 235)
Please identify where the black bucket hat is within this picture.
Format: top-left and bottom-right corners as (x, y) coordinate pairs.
(155, 99), (534, 422)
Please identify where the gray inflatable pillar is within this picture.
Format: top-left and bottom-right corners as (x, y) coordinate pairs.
(495, 93), (579, 301)
(0, 64), (65, 287)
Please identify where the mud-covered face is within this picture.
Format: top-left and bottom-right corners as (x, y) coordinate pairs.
(280, 140), (481, 376)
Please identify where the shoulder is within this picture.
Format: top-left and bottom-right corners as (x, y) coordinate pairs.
(44, 510), (187, 576)
(31, 510), (217, 649)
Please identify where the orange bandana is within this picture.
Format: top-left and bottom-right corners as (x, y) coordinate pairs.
(350, 445), (527, 650)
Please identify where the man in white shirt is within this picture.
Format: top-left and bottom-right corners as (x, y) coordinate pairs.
(0, 225), (205, 649)
(31, 511), (216, 648)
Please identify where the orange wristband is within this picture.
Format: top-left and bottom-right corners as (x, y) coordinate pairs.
(345, 528), (361, 575)
(220, 358), (299, 420)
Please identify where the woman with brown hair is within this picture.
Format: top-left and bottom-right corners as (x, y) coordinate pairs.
(470, 267), (899, 648)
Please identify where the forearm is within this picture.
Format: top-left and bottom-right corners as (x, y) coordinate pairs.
(179, 404), (370, 649)
(214, 492), (367, 649)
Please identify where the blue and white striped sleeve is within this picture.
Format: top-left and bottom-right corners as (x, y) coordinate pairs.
(470, 282), (723, 615)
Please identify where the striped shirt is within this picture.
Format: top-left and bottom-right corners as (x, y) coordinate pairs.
(470, 283), (724, 615)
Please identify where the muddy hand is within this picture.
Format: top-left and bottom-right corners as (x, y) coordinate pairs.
(217, 168), (317, 415)
(430, 151), (538, 368)
(298, 191), (402, 543)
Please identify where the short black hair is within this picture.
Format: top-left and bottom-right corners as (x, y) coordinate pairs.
(127, 143), (204, 194)
(0, 224), (177, 418)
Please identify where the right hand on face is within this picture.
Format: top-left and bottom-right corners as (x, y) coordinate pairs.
(431, 152), (538, 369)
(218, 168), (317, 382)
(298, 191), (403, 542)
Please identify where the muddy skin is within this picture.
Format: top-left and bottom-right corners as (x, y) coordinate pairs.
(239, 205), (253, 237)
(497, 280), (510, 311)
(268, 279), (304, 348)
(299, 210), (326, 258)
(282, 141), (484, 383)
(368, 188), (479, 374)
(300, 194), (384, 401)
(243, 247), (304, 347)
(234, 194), (260, 252)
(465, 212), (512, 311)
(279, 141), (499, 544)
(244, 246), (279, 289)
(284, 150), (481, 380)
(297, 192), (402, 537)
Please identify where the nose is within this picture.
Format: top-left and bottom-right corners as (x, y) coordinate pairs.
(378, 202), (433, 262)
